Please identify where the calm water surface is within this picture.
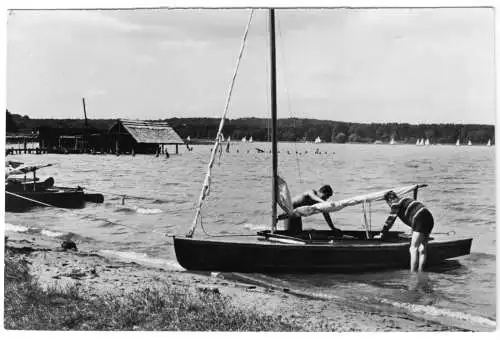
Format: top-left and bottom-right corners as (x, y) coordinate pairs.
(5, 143), (496, 326)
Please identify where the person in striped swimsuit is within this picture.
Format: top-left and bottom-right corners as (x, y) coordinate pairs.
(375, 190), (434, 272)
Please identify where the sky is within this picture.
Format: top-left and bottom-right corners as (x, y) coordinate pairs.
(6, 5), (496, 124)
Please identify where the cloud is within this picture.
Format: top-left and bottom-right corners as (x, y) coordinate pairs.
(6, 7), (495, 124)
(8, 9), (142, 33)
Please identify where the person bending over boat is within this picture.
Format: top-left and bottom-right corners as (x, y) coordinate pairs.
(376, 191), (434, 272)
(284, 185), (342, 236)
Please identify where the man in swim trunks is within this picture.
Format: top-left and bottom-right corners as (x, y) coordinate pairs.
(376, 190), (434, 272)
(284, 184), (342, 236)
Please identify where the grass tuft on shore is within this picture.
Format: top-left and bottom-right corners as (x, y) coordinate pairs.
(4, 248), (298, 331)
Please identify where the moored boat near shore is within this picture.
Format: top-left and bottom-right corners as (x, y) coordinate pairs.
(5, 162), (103, 212)
(173, 9), (473, 273)
(174, 230), (472, 273)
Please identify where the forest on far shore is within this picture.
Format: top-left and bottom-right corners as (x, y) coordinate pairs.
(6, 110), (495, 145)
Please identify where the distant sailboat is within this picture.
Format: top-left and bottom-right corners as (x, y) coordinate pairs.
(314, 136), (322, 144)
(468, 140), (472, 146)
(487, 139), (491, 146)
(456, 139), (460, 146)
(424, 138), (430, 146)
(249, 136), (253, 143)
(389, 137), (395, 145)
(241, 136), (247, 142)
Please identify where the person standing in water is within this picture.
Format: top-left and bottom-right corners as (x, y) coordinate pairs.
(376, 191), (434, 272)
(284, 185), (342, 236)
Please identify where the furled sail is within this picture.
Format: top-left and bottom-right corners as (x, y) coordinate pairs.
(187, 10), (255, 238)
(280, 184), (425, 219)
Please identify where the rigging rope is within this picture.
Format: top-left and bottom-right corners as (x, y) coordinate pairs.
(84, 187), (170, 203)
(187, 10), (255, 238)
(277, 15), (303, 184)
(197, 212), (258, 238)
(361, 200), (372, 239)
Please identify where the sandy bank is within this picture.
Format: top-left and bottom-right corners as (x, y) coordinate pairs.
(4, 231), (477, 332)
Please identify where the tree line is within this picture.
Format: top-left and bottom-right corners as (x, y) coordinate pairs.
(166, 117), (495, 145)
(6, 110), (495, 145)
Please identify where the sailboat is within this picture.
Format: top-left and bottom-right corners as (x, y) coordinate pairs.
(424, 138), (430, 146)
(249, 136), (253, 143)
(173, 9), (472, 273)
(456, 139), (460, 146)
(241, 136), (247, 142)
(314, 136), (322, 143)
(468, 140), (472, 146)
(5, 163), (103, 212)
(389, 137), (395, 145)
(487, 139), (491, 146)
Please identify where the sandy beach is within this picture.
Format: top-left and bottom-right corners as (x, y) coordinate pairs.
(5, 229), (484, 332)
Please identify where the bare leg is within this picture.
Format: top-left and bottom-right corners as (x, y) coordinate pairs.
(409, 232), (425, 272)
(418, 235), (429, 272)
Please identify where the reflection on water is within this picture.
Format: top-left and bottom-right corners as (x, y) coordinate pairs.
(5, 143), (496, 322)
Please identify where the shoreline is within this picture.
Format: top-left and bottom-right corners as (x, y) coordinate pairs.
(3, 231), (489, 332)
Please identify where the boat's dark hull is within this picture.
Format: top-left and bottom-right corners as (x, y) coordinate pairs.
(173, 231), (472, 273)
(5, 189), (86, 212)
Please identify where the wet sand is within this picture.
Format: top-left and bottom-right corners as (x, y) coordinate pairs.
(4, 231), (476, 332)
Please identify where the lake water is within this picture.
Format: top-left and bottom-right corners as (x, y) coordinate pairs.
(4, 143), (496, 329)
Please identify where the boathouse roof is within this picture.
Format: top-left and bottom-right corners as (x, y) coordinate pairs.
(111, 119), (185, 144)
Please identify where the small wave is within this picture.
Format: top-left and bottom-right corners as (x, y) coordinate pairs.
(152, 199), (168, 204)
(110, 230), (129, 235)
(98, 250), (184, 271)
(5, 223), (30, 233)
(97, 220), (116, 228)
(404, 161), (419, 168)
(40, 230), (65, 238)
(463, 252), (496, 263)
(113, 206), (137, 213)
(6, 223), (70, 239)
(136, 207), (163, 215)
(376, 297), (496, 328)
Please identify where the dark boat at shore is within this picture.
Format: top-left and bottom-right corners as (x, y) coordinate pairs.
(173, 9), (473, 273)
(174, 230), (472, 273)
(5, 162), (104, 212)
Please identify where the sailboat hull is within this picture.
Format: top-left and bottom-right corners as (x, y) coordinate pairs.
(173, 231), (472, 273)
(5, 188), (86, 212)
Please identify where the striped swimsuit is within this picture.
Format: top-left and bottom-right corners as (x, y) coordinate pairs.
(390, 198), (434, 234)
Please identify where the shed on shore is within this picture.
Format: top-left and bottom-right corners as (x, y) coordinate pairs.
(108, 119), (185, 155)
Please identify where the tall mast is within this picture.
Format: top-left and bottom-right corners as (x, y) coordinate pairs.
(270, 9), (278, 231)
(82, 97), (88, 127)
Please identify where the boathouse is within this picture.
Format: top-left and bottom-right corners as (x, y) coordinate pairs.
(108, 119), (185, 155)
